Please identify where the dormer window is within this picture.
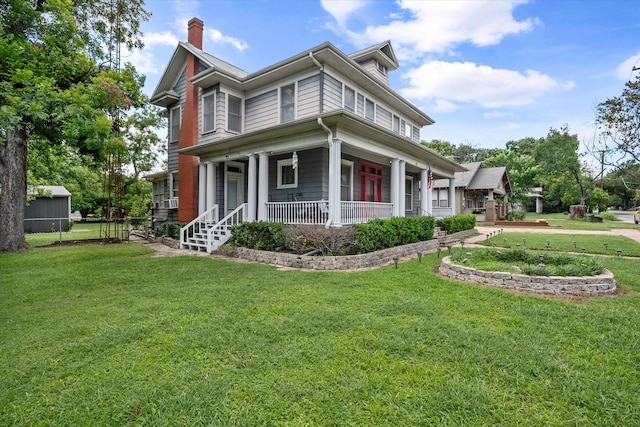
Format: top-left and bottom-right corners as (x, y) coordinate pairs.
(377, 61), (387, 75)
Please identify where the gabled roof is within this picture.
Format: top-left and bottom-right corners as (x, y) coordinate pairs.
(28, 185), (71, 197)
(150, 41), (248, 106)
(433, 162), (511, 194)
(349, 41), (399, 71)
(152, 38), (434, 126)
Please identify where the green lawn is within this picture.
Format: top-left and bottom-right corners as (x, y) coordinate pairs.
(519, 212), (639, 231)
(2, 242), (640, 426)
(26, 222), (129, 247)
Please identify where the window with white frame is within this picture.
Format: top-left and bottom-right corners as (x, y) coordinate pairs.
(170, 172), (179, 198)
(365, 98), (375, 121)
(227, 94), (242, 133)
(153, 180), (165, 207)
(277, 158), (298, 189)
(344, 86), (355, 112)
(170, 106), (181, 143)
(392, 115), (400, 133)
(341, 160), (353, 201)
(438, 189), (448, 207)
(377, 61), (387, 75)
(405, 176), (413, 210)
(280, 83), (295, 123)
(202, 92), (215, 133)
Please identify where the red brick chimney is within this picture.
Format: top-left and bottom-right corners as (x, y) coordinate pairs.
(177, 17), (204, 222)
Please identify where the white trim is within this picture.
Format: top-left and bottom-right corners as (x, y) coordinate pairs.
(405, 175), (413, 212)
(169, 105), (181, 143)
(279, 82), (297, 124)
(201, 90), (216, 134)
(340, 159), (354, 201)
(277, 158), (298, 189)
(224, 161), (245, 214)
(226, 93), (243, 133)
(343, 85), (355, 112)
(169, 171), (179, 198)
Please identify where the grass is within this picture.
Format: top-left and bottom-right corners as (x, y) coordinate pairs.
(26, 222), (121, 247)
(517, 213), (638, 231)
(2, 241), (640, 425)
(482, 232), (640, 257)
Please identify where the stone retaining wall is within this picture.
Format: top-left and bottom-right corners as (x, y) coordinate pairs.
(230, 229), (478, 271)
(439, 256), (616, 296)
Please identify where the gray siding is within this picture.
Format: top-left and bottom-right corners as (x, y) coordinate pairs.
(356, 94), (364, 116)
(297, 74), (320, 119)
(24, 196), (70, 232)
(245, 89), (278, 132)
(323, 73), (342, 111)
(167, 67), (187, 172)
(377, 106), (392, 130)
(357, 58), (390, 85)
(268, 148), (326, 202)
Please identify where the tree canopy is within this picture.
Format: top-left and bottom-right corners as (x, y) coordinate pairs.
(0, 0), (150, 252)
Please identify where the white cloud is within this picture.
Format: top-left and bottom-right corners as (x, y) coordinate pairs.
(206, 28), (248, 52)
(483, 111), (514, 120)
(345, 0), (538, 58)
(616, 52), (640, 80)
(321, 0), (368, 26)
(125, 49), (161, 75)
(401, 61), (575, 109)
(143, 31), (180, 47)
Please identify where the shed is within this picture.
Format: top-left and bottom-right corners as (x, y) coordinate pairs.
(24, 186), (72, 233)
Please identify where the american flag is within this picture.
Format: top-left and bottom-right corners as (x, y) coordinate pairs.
(427, 168), (433, 189)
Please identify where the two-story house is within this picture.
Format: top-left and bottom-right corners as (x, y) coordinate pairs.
(148, 18), (465, 252)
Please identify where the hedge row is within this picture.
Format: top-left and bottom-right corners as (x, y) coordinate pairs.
(435, 214), (476, 234)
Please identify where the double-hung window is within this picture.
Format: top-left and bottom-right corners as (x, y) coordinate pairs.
(202, 92), (215, 133)
(227, 95), (242, 133)
(170, 106), (181, 143)
(344, 86), (355, 112)
(341, 160), (354, 201)
(405, 176), (413, 211)
(364, 98), (375, 121)
(280, 83), (295, 123)
(277, 159), (298, 189)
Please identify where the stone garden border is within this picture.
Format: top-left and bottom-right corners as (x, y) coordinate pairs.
(229, 229), (478, 271)
(439, 256), (616, 296)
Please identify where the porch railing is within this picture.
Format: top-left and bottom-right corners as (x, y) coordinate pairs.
(432, 207), (454, 219)
(266, 200), (329, 225)
(341, 201), (394, 224)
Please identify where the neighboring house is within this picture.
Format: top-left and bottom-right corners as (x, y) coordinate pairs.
(148, 18), (465, 252)
(433, 162), (512, 222)
(24, 185), (72, 233)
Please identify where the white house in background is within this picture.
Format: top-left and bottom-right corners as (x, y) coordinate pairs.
(148, 17), (465, 252)
(432, 162), (512, 222)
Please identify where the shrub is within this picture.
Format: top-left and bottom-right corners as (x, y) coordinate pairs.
(506, 210), (526, 221)
(353, 216), (435, 254)
(598, 211), (619, 221)
(229, 221), (287, 252)
(284, 225), (356, 255)
(156, 222), (185, 240)
(435, 214), (476, 233)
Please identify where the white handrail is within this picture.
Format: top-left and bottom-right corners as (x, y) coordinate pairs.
(206, 203), (247, 253)
(180, 205), (218, 249)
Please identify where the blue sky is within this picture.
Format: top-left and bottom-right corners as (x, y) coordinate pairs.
(129, 0), (640, 149)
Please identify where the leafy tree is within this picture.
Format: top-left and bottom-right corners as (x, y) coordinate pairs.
(0, 0), (149, 252)
(586, 187), (610, 212)
(593, 74), (640, 186)
(422, 139), (490, 163)
(121, 102), (166, 180)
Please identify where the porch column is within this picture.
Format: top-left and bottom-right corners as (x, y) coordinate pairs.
(198, 163), (206, 215)
(420, 169), (430, 215)
(206, 162), (216, 211)
(328, 139), (342, 227)
(390, 159), (400, 217)
(257, 152), (269, 221)
(247, 155), (257, 221)
(399, 160), (406, 216)
(448, 177), (456, 215)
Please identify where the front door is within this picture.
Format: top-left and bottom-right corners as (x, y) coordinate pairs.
(359, 161), (382, 202)
(225, 161), (245, 214)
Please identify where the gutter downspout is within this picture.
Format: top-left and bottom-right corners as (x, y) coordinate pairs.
(309, 52), (324, 114)
(318, 117), (337, 228)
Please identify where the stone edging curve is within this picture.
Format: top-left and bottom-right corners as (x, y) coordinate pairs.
(439, 256), (616, 296)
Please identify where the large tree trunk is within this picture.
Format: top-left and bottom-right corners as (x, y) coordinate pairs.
(0, 128), (29, 252)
